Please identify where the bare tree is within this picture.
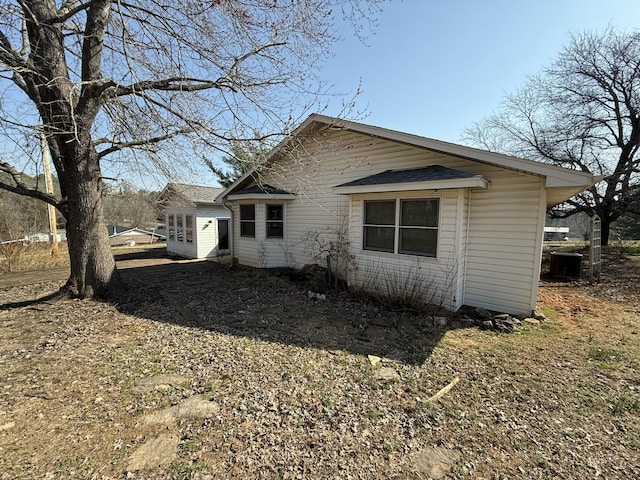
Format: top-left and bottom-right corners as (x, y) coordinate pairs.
(102, 183), (157, 230)
(0, 189), (48, 240)
(0, 0), (382, 298)
(0, 172), (52, 240)
(464, 28), (640, 245)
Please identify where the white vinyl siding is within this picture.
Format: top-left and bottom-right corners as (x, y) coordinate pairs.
(166, 204), (230, 259)
(195, 205), (231, 258)
(230, 128), (547, 314)
(349, 190), (457, 310)
(233, 202), (287, 267)
(463, 171), (545, 313)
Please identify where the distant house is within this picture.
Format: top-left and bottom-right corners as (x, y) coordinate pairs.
(107, 226), (165, 246)
(156, 183), (230, 259)
(24, 230), (67, 243)
(546, 212), (593, 241)
(543, 226), (570, 242)
(218, 114), (601, 315)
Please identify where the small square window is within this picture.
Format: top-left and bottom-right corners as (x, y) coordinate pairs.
(365, 200), (395, 225)
(364, 226), (394, 252)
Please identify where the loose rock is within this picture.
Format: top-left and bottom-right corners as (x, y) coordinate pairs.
(127, 433), (179, 471)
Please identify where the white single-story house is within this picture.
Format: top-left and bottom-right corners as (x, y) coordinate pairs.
(217, 114), (600, 315)
(107, 226), (166, 246)
(23, 230), (67, 243)
(157, 183), (230, 259)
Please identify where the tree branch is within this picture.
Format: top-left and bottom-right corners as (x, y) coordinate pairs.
(96, 129), (193, 158)
(105, 37), (285, 98)
(0, 161), (61, 209)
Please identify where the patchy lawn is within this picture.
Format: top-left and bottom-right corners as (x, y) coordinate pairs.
(0, 254), (639, 479)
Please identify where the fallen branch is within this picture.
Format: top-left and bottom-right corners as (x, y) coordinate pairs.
(426, 377), (460, 403)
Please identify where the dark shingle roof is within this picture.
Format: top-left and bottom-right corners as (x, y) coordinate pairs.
(161, 183), (224, 205)
(335, 165), (475, 188)
(231, 184), (293, 196)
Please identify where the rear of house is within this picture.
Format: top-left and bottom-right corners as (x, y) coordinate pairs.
(219, 115), (599, 315)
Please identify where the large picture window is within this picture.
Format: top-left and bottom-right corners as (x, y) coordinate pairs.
(240, 204), (256, 237)
(363, 198), (439, 257)
(266, 204), (284, 238)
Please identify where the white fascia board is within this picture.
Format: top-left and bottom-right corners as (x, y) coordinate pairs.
(332, 176), (489, 195)
(226, 193), (296, 201)
(545, 172), (602, 188)
(546, 175), (604, 207)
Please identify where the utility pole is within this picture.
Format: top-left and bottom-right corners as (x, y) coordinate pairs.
(40, 131), (59, 257)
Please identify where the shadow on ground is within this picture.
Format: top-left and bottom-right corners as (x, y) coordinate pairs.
(114, 258), (449, 366)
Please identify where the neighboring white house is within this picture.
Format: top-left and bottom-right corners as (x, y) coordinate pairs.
(107, 226), (166, 246)
(217, 114), (601, 316)
(24, 230), (67, 243)
(157, 183), (230, 259)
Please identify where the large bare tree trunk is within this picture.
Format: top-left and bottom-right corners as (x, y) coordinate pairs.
(600, 218), (612, 246)
(63, 150), (123, 299)
(0, 0), (384, 302)
(65, 182), (122, 298)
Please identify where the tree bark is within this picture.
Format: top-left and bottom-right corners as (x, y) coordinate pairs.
(19, 1), (124, 299)
(64, 171), (122, 299)
(601, 218), (611, 246)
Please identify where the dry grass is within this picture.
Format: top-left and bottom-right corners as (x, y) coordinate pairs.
(0, 242), (69, 273)
(0, 242), (167, 274)
(0, 253), (639, 479)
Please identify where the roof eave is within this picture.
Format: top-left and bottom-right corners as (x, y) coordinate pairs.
(227, 193), (296, 201)
(300, 115), (606, 186)
(217, 114), (605, 201)
(546, 175), (604, 208)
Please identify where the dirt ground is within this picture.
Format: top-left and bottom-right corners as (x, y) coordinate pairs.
(0, 250), (639, 479)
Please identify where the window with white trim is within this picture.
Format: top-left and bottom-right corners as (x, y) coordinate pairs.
(176, 214), (184, 242)
(185, 215), (193, 243)
(240, 204), (256, 237)
(168, 214), (175, 241)
(266, 204), (284, 238)
(363, 200), (395, 252)
(363, 198), (439, 257)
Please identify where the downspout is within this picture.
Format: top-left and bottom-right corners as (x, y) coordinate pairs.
(530, 185), (547, 314)
(452, 189), (464, 310)
(222, 198), (234, 262)
(461, 190), (472, 308)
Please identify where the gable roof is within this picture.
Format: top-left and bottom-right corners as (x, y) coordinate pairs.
(108, 227), (166, 239)
(218, 114), (602, 206)
(157, 183), (224, 206)
(107, 224), (130, 235)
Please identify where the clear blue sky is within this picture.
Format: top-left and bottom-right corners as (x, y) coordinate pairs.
(320, 0), (640, 143)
